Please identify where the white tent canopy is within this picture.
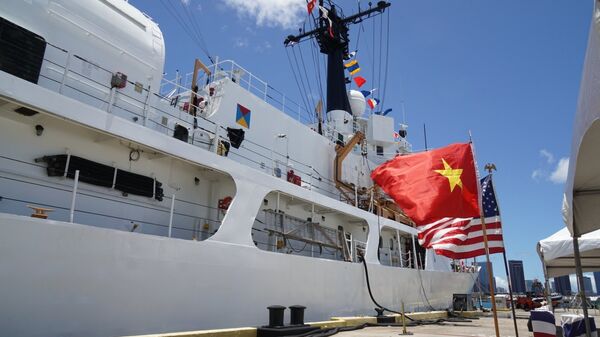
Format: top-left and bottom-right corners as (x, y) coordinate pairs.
(562, 3), (600, 237)
(557, 2), (599, 335)
(538, 227), (600, 278)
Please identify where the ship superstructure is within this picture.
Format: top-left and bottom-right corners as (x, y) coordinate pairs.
(0, 1), (476, 336)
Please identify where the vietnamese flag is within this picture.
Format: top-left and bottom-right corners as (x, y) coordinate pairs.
(371, 143), (480, 225)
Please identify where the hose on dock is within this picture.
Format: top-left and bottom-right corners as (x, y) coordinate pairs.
(357, 251), (415, 321)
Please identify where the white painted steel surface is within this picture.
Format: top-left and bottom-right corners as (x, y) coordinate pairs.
(0, 213), (475, 337)
(0, 2), (477, 336)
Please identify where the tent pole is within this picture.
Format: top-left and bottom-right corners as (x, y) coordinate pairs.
(539, 251), (553, 312)
(502, 251), (519, 337)
(573, 234), (591, 337)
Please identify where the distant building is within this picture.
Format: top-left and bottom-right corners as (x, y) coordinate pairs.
(583, 276), (594, 296)
(550, 280), (555, 293)
(497, 286), (507, 293)
(508, 260), (526, 294)
(526, 279), (533, 292)
(473, 262), (496, 294)
(554, 275), (572, 296)
(594, 272), (600, 295)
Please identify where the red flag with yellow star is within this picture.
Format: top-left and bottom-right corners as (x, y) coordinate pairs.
(371, 143), (480, 225)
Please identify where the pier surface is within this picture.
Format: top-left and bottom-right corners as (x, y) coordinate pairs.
(337, 309), (600, 337)
(122, 308), (600, 337)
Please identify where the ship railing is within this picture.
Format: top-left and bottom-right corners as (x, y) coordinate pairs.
(36, 43), (348, 207)
(252, 209), (347, 261)
(0, 155), (222, 241)
(162, 59), (315, 125)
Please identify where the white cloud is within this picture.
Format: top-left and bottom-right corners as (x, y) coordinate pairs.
(549, 157), (569, 184)
(532, 149), (569, 184)
(181, 0), (190, 6)
(223, 0), (305, 29)
(254, 40), (272, 53)
(233, 37), (249, 48)
(531, 169), (544, 181)
(540, 149), (555, 164)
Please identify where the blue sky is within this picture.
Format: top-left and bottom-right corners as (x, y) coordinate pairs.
(130, 0), (593, 289)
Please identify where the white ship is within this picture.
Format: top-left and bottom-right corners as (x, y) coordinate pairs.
(0, 1), (476, 336)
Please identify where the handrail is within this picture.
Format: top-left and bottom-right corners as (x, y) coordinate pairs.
(33, 42), (388, 213)
(164, 59), (315, 125)
(0, 173), (222, 241)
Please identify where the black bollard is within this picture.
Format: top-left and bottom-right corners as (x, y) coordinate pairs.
(289, 305), (306, 325)
(267, 305), (286, 327)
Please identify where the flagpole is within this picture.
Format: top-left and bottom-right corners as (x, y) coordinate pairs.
(487, 169), (519, 337)
(480, 213), (501, 337)
(502, 251), (519, 337)
(470, 142), (500, 337)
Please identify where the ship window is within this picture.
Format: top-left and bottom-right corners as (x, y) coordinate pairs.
(376, 146), (384, 156)
(379, 226), (421, 269)
(252, 191), (369, 263)
(0, 17), (46, 84)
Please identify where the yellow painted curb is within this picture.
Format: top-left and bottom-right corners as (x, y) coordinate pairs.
(121, 310), (489, 336)
(404, 310), (448, 321)
(330, 316), (378, 326)
(308, 320), (347, 329)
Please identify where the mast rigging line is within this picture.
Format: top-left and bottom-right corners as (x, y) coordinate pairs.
(297, 42), (318, 123)
(379, 10), (391, 115)
(178, 0), (212, 62)
(286, 47), (313, 124)
(158, 0), (213, 63)
(372, 7), (376, 93)
(377, 10), (383, 103)
(309, 28), (326, 114)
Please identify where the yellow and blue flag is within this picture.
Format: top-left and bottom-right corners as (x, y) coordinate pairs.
(344, 60), (361, 75)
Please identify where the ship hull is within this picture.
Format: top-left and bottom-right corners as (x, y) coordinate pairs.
(0, 213), (475, 337)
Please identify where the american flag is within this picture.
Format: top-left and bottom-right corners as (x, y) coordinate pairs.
(417, 174), (505, 259)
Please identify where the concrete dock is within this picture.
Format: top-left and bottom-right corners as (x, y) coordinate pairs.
(123, 308), (600, 337)
(337, 309), (600, 337)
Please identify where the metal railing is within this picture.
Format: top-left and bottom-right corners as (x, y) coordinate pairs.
(33, 42), (419, 216)
(37, 43), (345, 200)
(166, 59), (315, 125)
(0, 155), (222, 241)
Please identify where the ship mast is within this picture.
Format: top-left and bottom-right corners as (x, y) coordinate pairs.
(284, 1), (391, 116)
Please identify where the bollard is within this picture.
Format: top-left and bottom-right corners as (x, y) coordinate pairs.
(289, 305), (306, 325)
(267, 305), (286, 327)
